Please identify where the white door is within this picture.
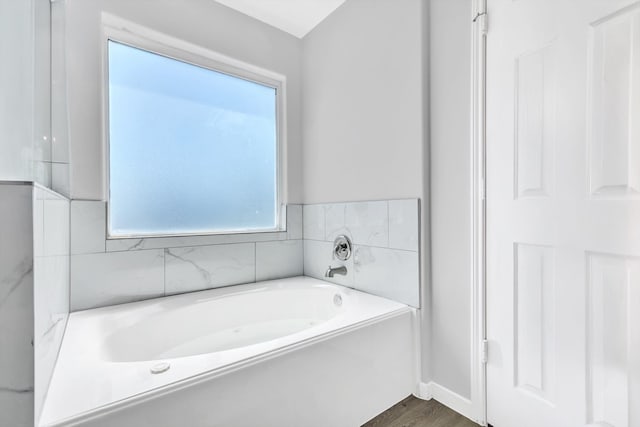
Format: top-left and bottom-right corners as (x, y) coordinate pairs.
(486, 0), (640, 426)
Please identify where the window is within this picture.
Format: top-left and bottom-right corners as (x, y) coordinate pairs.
(107, 40), (282, 237)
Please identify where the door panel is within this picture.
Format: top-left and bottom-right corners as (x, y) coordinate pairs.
(486, 1), (640, 426)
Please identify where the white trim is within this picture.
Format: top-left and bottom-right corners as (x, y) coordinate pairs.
(470, 0), (488, 425)
(99, 13), (288, 239)
(415, 381), (433, 400)
(415, 382), (480, 425)
(412, 308), (424, 397)
(101, 13), (287, 84)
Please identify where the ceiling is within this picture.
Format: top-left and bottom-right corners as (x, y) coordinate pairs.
(214, 0), (347, 38)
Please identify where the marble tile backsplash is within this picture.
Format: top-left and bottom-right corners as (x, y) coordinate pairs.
(0, 185), (419, 427)
(165, 243), (255, 296)
(71, 250), (165, 311)
(69, 199), (419, 311)
(303, 199), (420, 308)
(256, 240), (303, 282)
(70, 204), (304, 311)
(33, 186), (69, 425)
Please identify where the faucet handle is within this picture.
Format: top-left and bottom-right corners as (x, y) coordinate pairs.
(333, 235), (352, 261)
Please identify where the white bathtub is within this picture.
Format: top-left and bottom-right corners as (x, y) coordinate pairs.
(41, 276), (416, 427)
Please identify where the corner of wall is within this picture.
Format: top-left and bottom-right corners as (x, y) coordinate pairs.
(428, 0), (475, 403)
(415, 381), (479, 424)
(420, 0), (433, 387)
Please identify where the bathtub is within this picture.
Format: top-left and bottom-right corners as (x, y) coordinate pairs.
(40, 276), (416, 427)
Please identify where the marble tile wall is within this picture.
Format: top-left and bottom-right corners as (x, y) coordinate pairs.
(0, 183), (35, 427)
(33, 186), (69, 424)
(0, 183), (70, 426)
(303, 199), (420, 308)
(69, 199), (418, 311)
(69, 203), (303, 311)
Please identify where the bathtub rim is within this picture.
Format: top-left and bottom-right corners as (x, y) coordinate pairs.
(43, 290), (414, 426)
(47, 308), (414, 427)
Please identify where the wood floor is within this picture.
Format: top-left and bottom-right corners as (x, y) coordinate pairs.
(362, 396), (479, 427)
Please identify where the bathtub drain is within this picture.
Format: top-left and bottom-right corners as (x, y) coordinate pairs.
(333, 294), (343, 307)
(150, 362), (171, 374)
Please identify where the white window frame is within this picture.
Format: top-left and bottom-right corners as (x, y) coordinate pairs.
(101, 14), (288, 239)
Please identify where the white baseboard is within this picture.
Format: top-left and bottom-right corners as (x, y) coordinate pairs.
(415, 381), (433, 400)
(414, 381), (477, 424)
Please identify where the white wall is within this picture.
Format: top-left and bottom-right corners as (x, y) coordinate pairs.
(0, 0), (51, 185)
(302, 0), (430, 385)
(0, 0), (35, 181)
(61, 0), (304, 202)
(429, 0), (474, 400)
(302, 0), (476, 408)
(0, 0), (480, 421)
(302, 0), (425, 204)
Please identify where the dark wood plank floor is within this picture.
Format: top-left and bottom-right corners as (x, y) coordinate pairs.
(362, 396), (480, 427)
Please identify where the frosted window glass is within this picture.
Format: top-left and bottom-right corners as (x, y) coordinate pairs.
(108, 41), (278, 237)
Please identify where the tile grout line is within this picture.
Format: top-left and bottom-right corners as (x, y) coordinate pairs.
(323, 205), (327, 242)
(301, 236), (305, 276)
(303, 237), (418, 254)
(387, 200), (391, 248)
(302, 198), (415, 207)
(302, 206), (306, 276)
(105, 238), (284, 253)
(163, 248), (167, 296)
(66, 195), (72, 313)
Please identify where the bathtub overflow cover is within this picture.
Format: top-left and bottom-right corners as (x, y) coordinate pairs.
(150, 362), (171, 375)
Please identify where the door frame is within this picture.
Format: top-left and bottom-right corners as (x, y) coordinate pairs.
(471, 0), (488, 424)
